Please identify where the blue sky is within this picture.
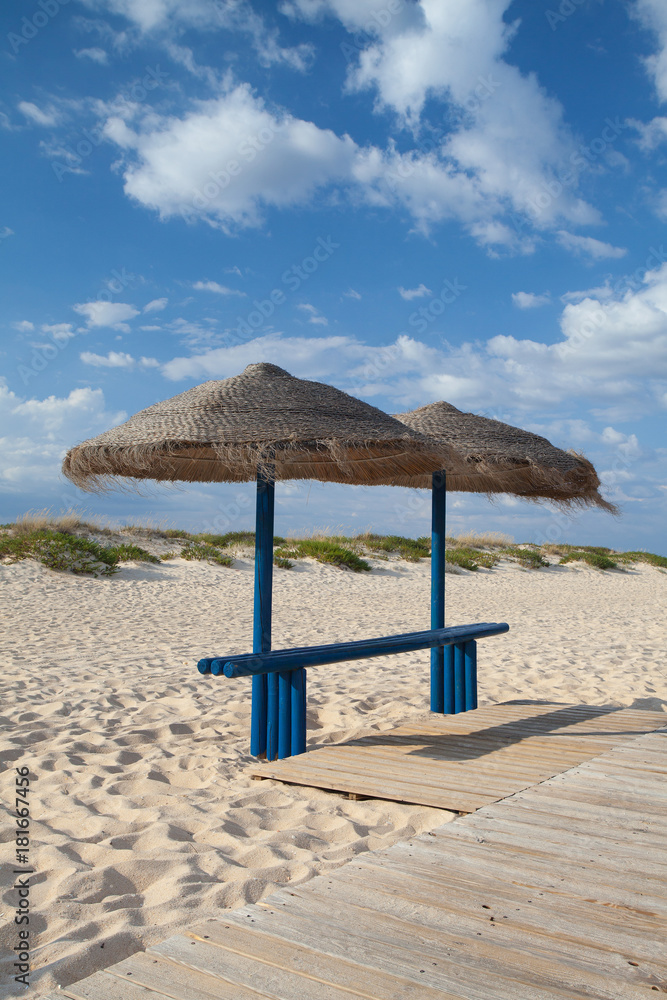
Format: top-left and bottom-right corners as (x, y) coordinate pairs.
(2, 0), (666, 550)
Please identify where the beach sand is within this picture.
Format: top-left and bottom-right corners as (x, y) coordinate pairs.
(1, 551), (665, 997)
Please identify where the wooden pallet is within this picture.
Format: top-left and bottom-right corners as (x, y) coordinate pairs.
(44, 722), (666, 1000)
(250, 701), (667, 810)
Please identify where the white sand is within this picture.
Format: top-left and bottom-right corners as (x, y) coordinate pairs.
(1, 553), (665, 997)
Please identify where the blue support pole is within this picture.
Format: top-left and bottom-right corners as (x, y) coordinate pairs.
(250, 466), (274, 758)
(430, 471), (446, 713)
(454, 642), (465, 713)
(278, 670), (292, 759)
(464, 639), (478, 710)
(290, 667), (307, 757)
(266, 671), (279, 760)
(443, 644), (456, 714)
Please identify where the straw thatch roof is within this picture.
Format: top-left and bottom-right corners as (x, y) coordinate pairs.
(393, 401), (616, 512)
(63, 363), (463, 491)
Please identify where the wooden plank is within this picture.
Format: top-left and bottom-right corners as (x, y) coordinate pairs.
(214, 905), (651, 1000)
(151, 931), (423, 1000)
(56, 970), (172, 1000)
(181, 921), (469, 1000)
(346, 848), (667, 920)
(107, 951), (269, 1000)
(254, 704), (666, 809)
(263, 878), (667, 988)
(304, 860), (667, 955)
(202, 911), (595, 1000)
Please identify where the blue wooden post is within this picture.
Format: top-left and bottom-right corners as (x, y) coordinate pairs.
(266, 672), (279, 760)
(454, 642), (465, 713)
(278, 670), (292, 759)
(430, 471), (446, 712)
(290, 666), (306, 756)
(251, 466), (274, 758)
(443, 644), (456, 714)
(464, 639), (477, 710)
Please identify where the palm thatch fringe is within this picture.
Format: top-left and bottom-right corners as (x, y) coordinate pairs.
(393, 402), (617, 512)
(62, 364), (463, 491)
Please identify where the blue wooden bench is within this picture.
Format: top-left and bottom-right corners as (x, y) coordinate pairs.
(199, 621), (508, 760)
(196, 467), (510, 762)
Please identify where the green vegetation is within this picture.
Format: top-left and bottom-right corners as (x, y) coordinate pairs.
(353, 532), (431, 561)
(559, 551), (618, 570)
(196, 531), (256, 547)
(180, 542), (234, 567)
(274, 538), (371, 572)
(499, 546), (549, 569)
(108, 543), (159, 564)
(0, 530), (163, 577)
(0, 530), (119, 577)
(617, 550), (667, 569)
(445, 547), (499, 571)
(2, 513), (666, 579)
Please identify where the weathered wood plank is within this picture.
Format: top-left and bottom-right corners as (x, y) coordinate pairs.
(180, 921), (469, 1000)
(55, 970), (171, 1000)
(214, 905), (651, 1000)
(107, 951), (268, 999)
(253, 703), (665, 810)
(260, 880), (667, 991)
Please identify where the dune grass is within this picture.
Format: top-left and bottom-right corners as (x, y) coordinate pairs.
(179, 542), (234, 567)
(0, 530), (119, 577)
(108, 543), (160, 564)
(2, 511), (666, 577)
(274, 538), (371, 572)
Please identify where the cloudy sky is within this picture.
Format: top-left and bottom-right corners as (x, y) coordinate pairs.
(2, 0), (666, 548)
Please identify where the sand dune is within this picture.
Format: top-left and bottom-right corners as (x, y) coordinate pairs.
(1, 553), (665, 997)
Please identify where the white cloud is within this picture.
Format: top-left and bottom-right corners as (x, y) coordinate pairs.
(13, 320), (35, 332)
(72, 300), (140, 331)
(41, 323), (76, 341)
(159, 263), (667, 419)
(192, 280), (245, 295)
(104, 83), (358, 232)
(286, 0), (599, 240)
(140, 324), (162, 331)
(343, 288), (361, 299)
(101, 45), (599, 249)
(0, 226), (15, 240)
(634, 0), (667, 101)
(79, 0), (314, 70)
(143, 297), (168, 312)
(630, 115), (667, 150)
(556, 231), (627, 260)
(297, 303), (328, 325)
(0, 379), (125, 491)
(398, 283), (431, 300)
(74, 47), (109, 63)
(80, 351), (159, 369)
(18, 102), (61, 127)
(656, 189), (667, 221)
(512, 291), (551, 309)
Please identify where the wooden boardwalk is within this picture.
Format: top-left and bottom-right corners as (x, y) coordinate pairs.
(252, 701), (666, 810)
(45, 706), (666, 1000)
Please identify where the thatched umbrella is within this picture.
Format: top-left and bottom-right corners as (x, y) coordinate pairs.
(390, 400), (616, 715)
(63, 363), (463, 491)
(63, 363), (462, 760)
(392, 401), (614, 510)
